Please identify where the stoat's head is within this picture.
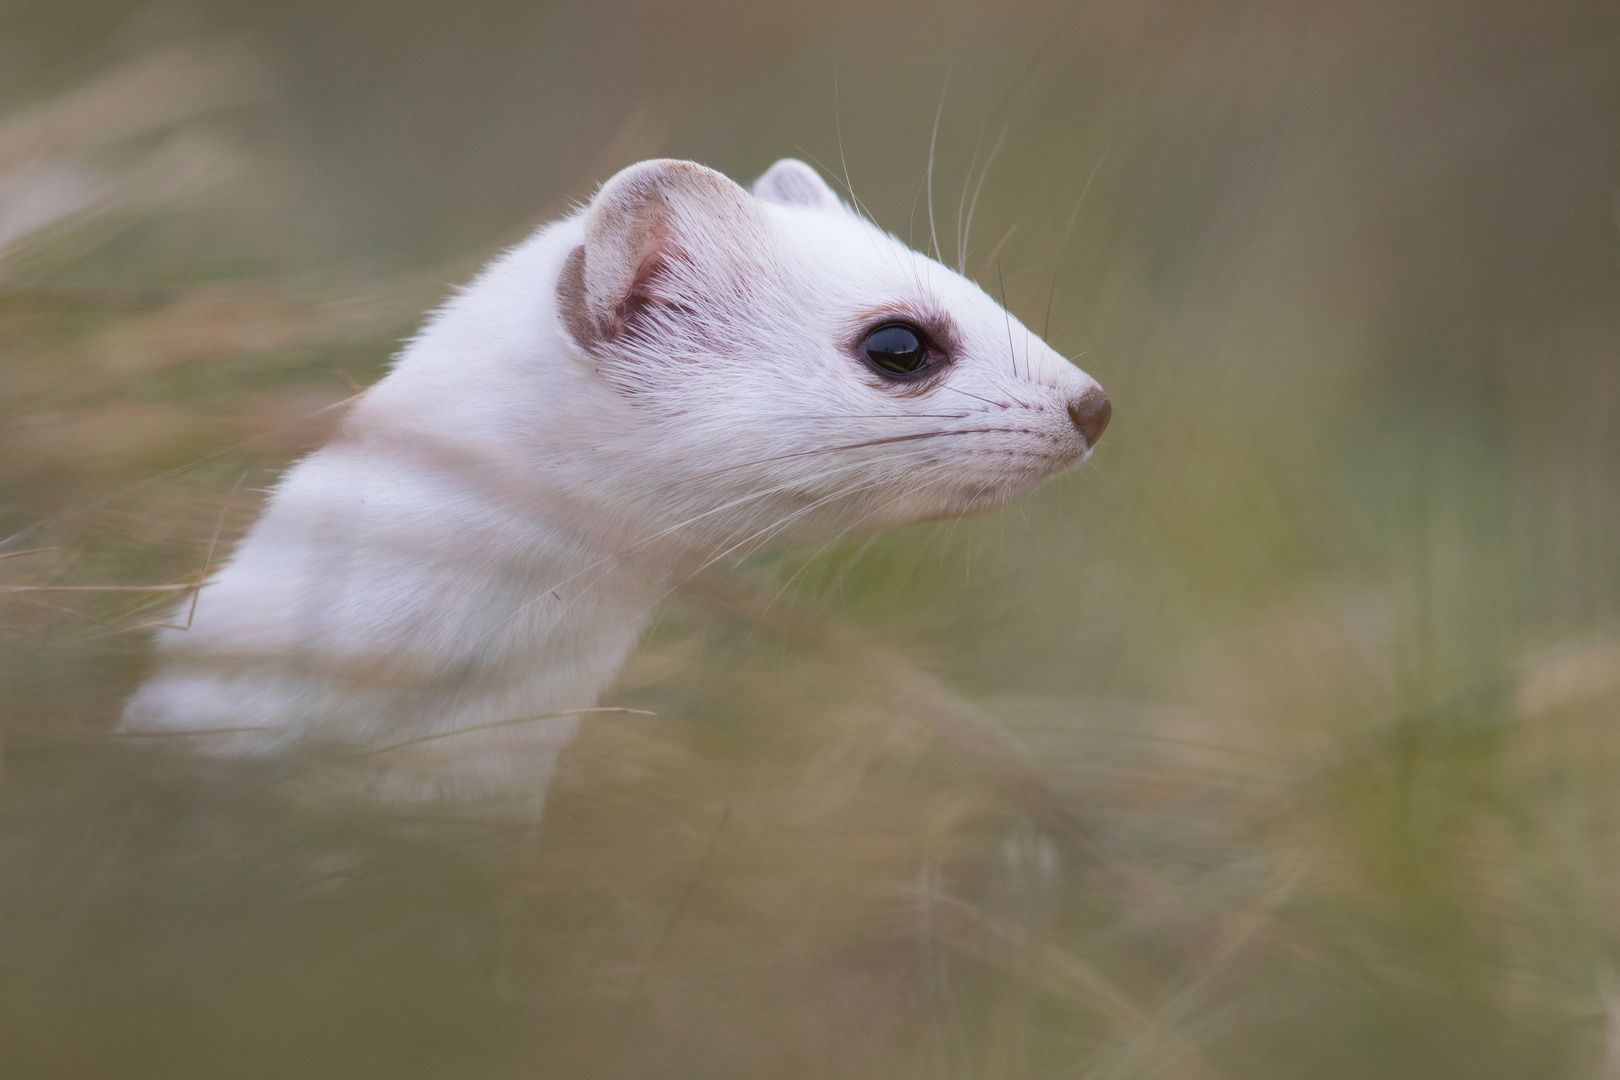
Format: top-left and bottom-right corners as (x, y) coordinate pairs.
(553, 157), (1109, 556)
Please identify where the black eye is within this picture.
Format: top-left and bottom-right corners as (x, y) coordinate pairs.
(861, 322), (933, 378)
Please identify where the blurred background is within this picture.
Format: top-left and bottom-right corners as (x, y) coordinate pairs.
(2, 0), (1619, 1076)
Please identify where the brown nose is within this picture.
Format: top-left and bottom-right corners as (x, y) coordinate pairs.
(1068, 386), (1112, 446)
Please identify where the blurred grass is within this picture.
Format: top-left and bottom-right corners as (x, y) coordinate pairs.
(3, 1), (1620, 1077)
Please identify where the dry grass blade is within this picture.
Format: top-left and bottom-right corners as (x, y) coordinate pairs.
(0, 548), (56, 562)
(681, 572), (1171, 908)
(352, 707), (659, 759)
(0, 388), (365, 552)
(0, 40), (272, 170)
(0, 40), (274, 273)
(95, 726), (270, 739)
(0, 583), (205, 594)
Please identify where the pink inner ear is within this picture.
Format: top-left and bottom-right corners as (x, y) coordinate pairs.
(606, 223), (694, 341)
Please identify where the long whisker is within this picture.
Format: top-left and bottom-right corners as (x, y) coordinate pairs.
(926, 65), (951, 265)
(956, 127), (984, 273)
(504, 465), (878, 634)
(668, 446), (939, 541)
(644, 469), (935, 622)
(382, 429), (968, 645)
(571, 450), (948, 627)
(691, 474), (902, 578)
(1063, 148), (1108, 244)
(1041, 273), (1057, 343)
(798, 147), (854, 204)
(978, 225), (1017, 284)
(938, 385), (1006, 410)
(821, 531), (883, 601)
(783, 412), (974, 421)
(874, 470), (989, 597)
(833, 72), (875, 226)
(687, 427), (1026, 483)
(765, 473), (942, 610)
(997, 260), (1018, 380)
(907, 172), (927, 249)
(1045, 150), (1107, 343)
(507, 446), (948, 629)
(729, 449), (1018, 583)
(961, 126), (1005, 274)
(976, 4), (1087, 140)
(1052, 311), (1092, 339)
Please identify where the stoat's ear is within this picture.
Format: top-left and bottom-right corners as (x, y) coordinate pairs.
(558, 158), (764, 351)
(751, 158), (842, 211)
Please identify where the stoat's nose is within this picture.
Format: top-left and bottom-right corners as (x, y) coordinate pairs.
(1068, 386), (1112, 447)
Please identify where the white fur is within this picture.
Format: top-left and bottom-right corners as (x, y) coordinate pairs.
(121, 158), (1107, 807)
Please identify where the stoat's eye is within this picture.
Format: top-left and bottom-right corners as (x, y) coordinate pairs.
(862, 322), (933, 378)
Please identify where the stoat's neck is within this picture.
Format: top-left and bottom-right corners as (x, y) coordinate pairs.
(125, 417), (667, 806)
(274, 429), (667, 716)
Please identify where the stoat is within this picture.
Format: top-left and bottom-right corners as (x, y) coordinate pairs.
(120, 158), (1111, 808)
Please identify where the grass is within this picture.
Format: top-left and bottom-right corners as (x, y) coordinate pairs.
(3, 4), (1620, 1077)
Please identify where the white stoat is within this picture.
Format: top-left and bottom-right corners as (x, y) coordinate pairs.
(121, 158), (1111, 808)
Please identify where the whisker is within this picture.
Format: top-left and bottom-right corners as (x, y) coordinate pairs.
(673, 443), (952, 593)
(939, 385), (1006, 410)
(644, 476), (904, 616)
(956, 127), (984, 273)
(685, 427), (1025, 483)
(644, 472), (930, 621)
(978, 225), (1017, 285)
(997, 260), (1018, 380)
(926, 65), (951, 265)
(820, 531), (884, 604)
(1063, 148), (1108, 244)
(1053, 310), (1093, 339)
(787, 148), (901, 281)
(907, 172), (927, 249)
(782, 412), (974, 421)
(766, 473), (942, 610)
(961, 126), (1005, 274)
(508, 447), (948, 629)
(692, 473), (902, 578)
(1045, 149), (1107, 344)
(832, 72), (876, 226)
(1042, 271), (1057, 343)
(717, 438), (1047, 580)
